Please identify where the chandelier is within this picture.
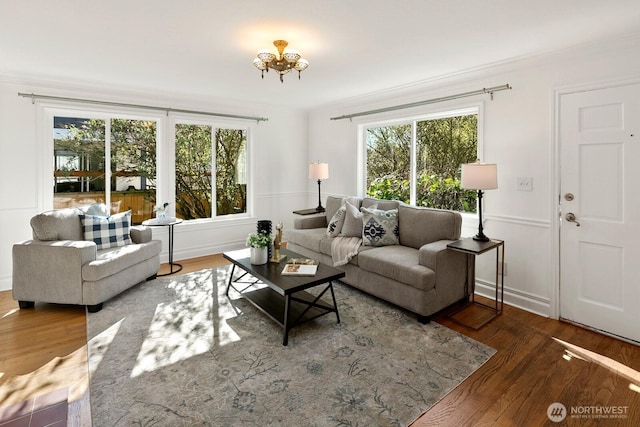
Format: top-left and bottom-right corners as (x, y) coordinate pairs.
(253, 40), (309, 83)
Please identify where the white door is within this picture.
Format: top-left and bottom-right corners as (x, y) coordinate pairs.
(559, 83), (640, 343)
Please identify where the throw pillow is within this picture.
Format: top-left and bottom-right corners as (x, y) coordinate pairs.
(361, 207), (400, 246)
(80, 210), (132, 250)
(340, 201), (364, 238)
(326, 205), (347, 237)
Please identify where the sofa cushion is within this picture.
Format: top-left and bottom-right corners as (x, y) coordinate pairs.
(340, 201), (364, 237)
(80, 211), (132, 250)
(325, 196), (360, 225)
(83, 240), (162, 282)
(326, 205), (346, 237)
(357, 245), (436, 292)
(78, 203), (110, 217)
(398, 205), (462, 249)
(362, 207), (399, 247)
(31, 208), (84, 241)
(362, 197), (401, 211)
(286, 227), (326, 253)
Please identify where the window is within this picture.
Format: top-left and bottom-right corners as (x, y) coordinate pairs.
(364, 108), (479, 212)
(53, 115), (158, 224)
(175, 123), (248, 220)
(47, 104), (254, 224)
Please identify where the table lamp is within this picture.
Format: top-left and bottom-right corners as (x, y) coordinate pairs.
(309, 162), (329, 212)
(461, 160), (498, 241)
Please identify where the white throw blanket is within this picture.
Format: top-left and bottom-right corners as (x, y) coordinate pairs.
(331, 236), (362, 266)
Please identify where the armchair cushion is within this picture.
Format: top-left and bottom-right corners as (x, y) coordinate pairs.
(31, 208), (84, 241)
(80, 211), (132, 249)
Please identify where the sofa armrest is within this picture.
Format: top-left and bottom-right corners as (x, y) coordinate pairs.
(294, 215), (327, 230)
(419, 240), (467, 284)
(130, 225), (152, 244)
(12, 240), (97, 305)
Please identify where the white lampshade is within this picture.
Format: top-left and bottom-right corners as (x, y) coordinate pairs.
(309, 162), (329, 180)
(461, 161), (498, 190)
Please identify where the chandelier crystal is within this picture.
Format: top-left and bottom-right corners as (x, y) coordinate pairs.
(253, 40), (309, 83)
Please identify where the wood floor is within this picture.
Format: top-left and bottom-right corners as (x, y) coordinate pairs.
(1, 254), (639, 426)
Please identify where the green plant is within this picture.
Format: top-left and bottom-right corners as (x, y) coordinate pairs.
(246, 232), (272, 248)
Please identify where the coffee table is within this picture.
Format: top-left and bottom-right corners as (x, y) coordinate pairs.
(223, 248), (345, 346)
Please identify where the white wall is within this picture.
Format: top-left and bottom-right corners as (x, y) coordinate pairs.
(306, 35), (640, 317)
(0, 78), (309, 291)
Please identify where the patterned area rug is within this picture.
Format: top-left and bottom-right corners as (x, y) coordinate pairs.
(87, 267), (495, 426)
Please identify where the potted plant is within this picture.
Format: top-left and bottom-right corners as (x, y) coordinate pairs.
(246, 232), (271, 265)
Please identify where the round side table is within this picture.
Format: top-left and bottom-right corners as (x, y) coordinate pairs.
(142, 218), (184, 276)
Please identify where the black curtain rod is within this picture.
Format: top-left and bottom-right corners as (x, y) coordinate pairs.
(17, 92), (269, 123)
(330, 84), (512, 121)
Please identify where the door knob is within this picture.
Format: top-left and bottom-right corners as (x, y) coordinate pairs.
(565, 213), (580, 227)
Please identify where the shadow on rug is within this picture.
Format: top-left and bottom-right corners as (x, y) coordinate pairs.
(87, 266), (495, 426)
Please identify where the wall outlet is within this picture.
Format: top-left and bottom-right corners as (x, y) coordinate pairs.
(517, 177), (533, 191)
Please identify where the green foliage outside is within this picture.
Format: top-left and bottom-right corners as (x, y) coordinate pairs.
(366, 114), (478, 212)
(56, 118), (246, 220)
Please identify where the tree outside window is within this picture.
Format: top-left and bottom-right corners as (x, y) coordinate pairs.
(175, 124), (247, 220)
(366, 112), (478, 212)
(54, 117), (157, 223)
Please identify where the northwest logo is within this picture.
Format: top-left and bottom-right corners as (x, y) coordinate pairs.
(547, 402), (568, 422)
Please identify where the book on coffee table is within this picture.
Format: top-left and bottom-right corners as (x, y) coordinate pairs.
(286, 258), (318, 265)
(281, 263), (318, 276)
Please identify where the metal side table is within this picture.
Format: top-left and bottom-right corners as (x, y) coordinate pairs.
(447, 238), (504, 329)
(142, 218), (184, 276)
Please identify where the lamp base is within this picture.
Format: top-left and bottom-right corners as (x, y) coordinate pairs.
(315, 206), (325, 212)
(472, 232), (490, 242)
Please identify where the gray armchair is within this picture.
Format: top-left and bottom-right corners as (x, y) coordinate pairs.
(12, 205), (162, 312)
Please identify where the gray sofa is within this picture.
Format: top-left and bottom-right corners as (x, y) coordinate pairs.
(286, 196), (468, 322)
(12, 205), (162, 312)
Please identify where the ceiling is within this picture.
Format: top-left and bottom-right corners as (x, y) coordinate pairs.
(2, 0), (640, 109)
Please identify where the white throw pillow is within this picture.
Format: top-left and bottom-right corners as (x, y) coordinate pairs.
(339, 201), (364, 237)
(326, 205), (347, 237)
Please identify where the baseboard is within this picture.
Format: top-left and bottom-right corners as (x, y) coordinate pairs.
(0, 275), (11, 293)
(475, 279), (551, 318)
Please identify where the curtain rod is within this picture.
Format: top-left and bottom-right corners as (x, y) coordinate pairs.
(330, 83), (512, 121)
(17, 92), (269, 123)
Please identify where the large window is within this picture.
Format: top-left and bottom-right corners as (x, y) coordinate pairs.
(48, 106), (253, 224)
(54, 115), (157, 224)
(175, 123), (248, 220)
(365, 109), (479, 212)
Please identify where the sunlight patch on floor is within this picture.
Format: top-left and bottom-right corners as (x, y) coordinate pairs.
(553, 337), (640, 393)
(87, 318), (124, 376)
(130, 269), (241, 378)
(2, 308), (18, 319)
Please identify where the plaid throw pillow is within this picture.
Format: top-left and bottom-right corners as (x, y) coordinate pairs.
(80, 211), (132, 249)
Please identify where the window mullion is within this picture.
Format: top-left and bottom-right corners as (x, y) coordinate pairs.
(105, 119), (111, 209)
(410, 121), (417, 205)
(211, 127), (217, 218)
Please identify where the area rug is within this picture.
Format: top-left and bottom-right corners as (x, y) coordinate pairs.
(87, 267), (495, 426)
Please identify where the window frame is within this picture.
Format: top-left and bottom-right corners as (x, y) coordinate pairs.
(38, 103), (255, 224)
(358, 103), (484, 211)
(169, 114), (255, 222)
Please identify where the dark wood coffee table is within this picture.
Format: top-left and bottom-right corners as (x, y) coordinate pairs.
(223, 248), (345, 345)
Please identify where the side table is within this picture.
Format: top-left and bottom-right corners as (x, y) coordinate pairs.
(293, 207), (325, 215)
(446, 238), (504, 329)
(142, 218), (184, 276)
